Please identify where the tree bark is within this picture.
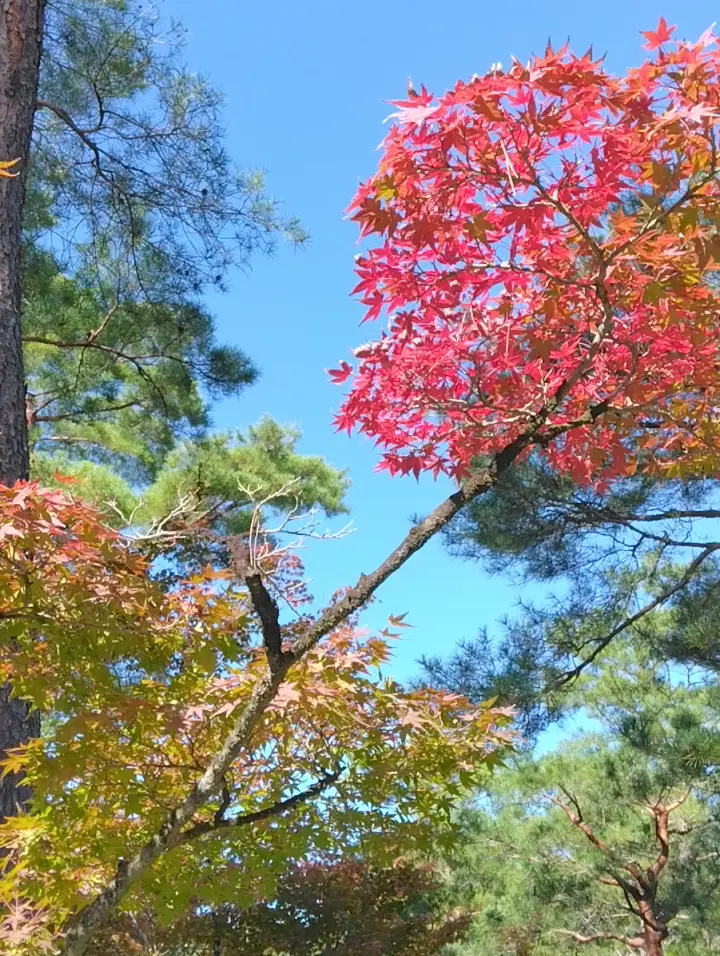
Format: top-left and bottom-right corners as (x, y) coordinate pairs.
(643, 928), (664, 956)
(637, 897), (667, 956)
(0, 0), (45, 820)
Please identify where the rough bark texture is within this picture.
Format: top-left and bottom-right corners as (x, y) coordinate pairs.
(0, 0), (45, 820)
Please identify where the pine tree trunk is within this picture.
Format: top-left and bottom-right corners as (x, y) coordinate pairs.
(643, 928), (665, 956)
(0, 0), (45, 820)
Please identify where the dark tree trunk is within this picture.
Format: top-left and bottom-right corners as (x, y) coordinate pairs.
(0, 0), (45, 820)
(212, 910), (222, 956)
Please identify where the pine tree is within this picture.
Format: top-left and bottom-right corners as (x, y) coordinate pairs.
(25, 0), (306, 496)
(0, 0), (46, 822)
(442, 637), (720, 955)
(425, 455), (720, 736)
(0, 0), (335, 824)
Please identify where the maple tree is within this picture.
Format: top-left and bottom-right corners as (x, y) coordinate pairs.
(87, 858), (470, 956)
(336, 18), (720, 486)
(0, 484), (509, 954)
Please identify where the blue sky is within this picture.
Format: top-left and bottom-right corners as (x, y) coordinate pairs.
(166, 1), (714, 687)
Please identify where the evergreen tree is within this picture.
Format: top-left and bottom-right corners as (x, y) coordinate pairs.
(22, 0), (346, 545)
(25, 0), (309, 500)
(0, 0), (338, 822)
(0, 0), (45, 823)
(425, 456), (720, 735)
(442, 637), (720, 955)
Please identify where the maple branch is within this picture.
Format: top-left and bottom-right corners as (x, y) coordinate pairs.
(524, 181), (622, 420)
(531, 177), (603, 260)
(57, 451), (521, 953)
(224, 526), (290, 670)
(59, 397), (610, 954)
(176, 767), (342, 845)
(214, 781), (232, 825)
(245, 572), (288, 671)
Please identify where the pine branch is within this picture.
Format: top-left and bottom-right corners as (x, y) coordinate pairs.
(550, 788), (646, 893)
(555, 929), (643, 948)
(555, 545), (720, 687)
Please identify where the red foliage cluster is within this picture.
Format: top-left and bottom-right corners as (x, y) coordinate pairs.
(334, 22), (720, 483)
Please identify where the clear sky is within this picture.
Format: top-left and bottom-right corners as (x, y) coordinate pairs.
(165, 1), (714, 686)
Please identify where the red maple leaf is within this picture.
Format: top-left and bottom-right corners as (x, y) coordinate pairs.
(326, 361), (353, 384)
(641, 16), (676, 51)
